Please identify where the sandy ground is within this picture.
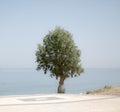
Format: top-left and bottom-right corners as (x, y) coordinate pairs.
(0, 94), (120, 112)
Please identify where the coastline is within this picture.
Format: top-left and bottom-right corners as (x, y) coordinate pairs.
(0, 85), (120, 97)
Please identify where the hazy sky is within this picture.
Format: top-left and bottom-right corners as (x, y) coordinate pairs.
(0, 0), (120, 68)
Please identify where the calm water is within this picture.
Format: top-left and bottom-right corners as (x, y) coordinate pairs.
(0, 68), (120, 96)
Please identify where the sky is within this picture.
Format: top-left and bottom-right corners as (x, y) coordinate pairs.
(0, 0), (120, 69)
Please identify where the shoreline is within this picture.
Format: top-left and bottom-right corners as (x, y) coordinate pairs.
(0, 86), (120, 97)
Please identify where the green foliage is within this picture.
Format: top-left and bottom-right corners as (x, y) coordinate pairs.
(86, 91), (92, 94)
(35, 27), (83, 79)
(104, 85), (112, 89)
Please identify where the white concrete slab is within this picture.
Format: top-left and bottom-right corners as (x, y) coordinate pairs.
(0, 94), (120, 112)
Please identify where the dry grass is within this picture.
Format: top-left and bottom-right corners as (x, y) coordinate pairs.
(86, 86), (120, 96)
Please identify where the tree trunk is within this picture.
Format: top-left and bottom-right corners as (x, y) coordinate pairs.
(58, 76), (66, 93)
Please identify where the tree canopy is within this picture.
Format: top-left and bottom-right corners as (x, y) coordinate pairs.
(35, 27), (83, 93)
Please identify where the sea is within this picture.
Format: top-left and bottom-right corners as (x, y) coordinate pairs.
(0, 68), (120, 96)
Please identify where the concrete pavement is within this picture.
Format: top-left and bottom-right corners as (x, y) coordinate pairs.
(0, 94), (120, 112)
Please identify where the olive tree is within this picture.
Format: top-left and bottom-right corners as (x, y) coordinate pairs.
(35, 27), (84, 93)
